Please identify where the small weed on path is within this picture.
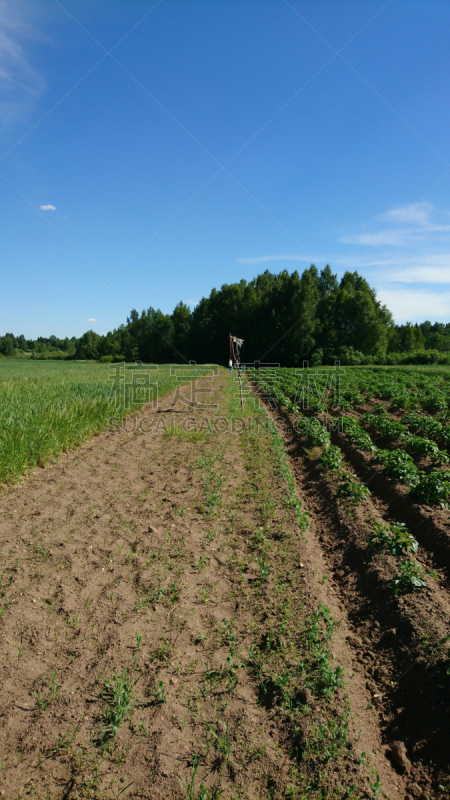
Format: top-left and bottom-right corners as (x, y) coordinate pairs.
(99, 664), (137, 744)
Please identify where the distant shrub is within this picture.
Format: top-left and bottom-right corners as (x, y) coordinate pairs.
(382, 350), (450, 366)
(310, 348), (323, 367)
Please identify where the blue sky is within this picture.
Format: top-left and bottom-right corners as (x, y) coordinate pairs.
(1, 0), (450, 339)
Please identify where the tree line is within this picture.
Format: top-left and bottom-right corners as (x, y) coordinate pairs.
(2, 265), (450, 366)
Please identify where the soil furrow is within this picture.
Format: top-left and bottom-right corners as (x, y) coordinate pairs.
(324, 413), (450, 578)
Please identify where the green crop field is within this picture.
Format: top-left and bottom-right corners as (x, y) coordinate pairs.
(0, 360), (210, 485)
(251, 364), (450, 506)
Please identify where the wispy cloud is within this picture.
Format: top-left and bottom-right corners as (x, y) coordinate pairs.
(86, 317), (97, 322)
(236, 254), (314, 265)
(342, 229), (450, 247)
(340, 253), (450, 284)
(341, 203), (450, 248)
(384, 203), (433, 226)
(39, 203), (56, 211)
(386, 263), (450, 284)
(377, 289), (450, 322)
(0, 1), (48, 125)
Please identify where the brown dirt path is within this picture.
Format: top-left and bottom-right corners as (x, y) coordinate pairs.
(0, 372), (423, 799)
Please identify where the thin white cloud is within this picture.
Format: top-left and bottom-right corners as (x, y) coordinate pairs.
(383, 202), (433, 226)
(342, 231), (413, 247)
(335, 250), (450, 285)
(342, 203), (450, 248)
(237, 254), (314, 265)
(331, 250), (450, 279)
(342, 227), (450, 247)
(86, 318), (97, 322)
(0, 1), (48, 124)
(387, 264), (450, 284)
(39, 203), (56, 211)
(377, 289), (450, 322)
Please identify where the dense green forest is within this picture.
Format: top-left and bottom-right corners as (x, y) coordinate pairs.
(2, 265), (450, 366)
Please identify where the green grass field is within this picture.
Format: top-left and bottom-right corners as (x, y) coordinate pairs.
(0, 360), (210, 485)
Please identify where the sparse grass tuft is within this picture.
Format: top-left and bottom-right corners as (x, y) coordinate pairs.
(99, 665), (137, 743)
